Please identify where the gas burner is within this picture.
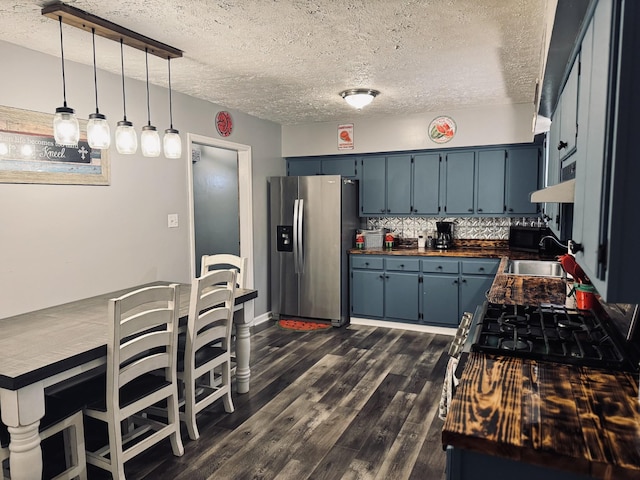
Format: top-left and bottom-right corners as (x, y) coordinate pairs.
(557, 318), (584, 329)
(499, 314), (528, 326)
(501, 339), (530, 351)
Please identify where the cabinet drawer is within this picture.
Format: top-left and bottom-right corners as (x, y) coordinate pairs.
(385, 258), (420, 272)
(351, 256), (384, 270)
(422, 258), (459, 274)
(461, 259), (500, 275)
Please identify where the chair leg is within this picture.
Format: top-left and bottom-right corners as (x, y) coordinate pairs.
(222, 362), (234, 414)
(184, 375), (200, 441)
(167, 391), (184, 456)
(107, 413), (126, 480)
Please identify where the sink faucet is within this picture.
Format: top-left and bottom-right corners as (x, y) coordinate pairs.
(539, 236), (583, 255)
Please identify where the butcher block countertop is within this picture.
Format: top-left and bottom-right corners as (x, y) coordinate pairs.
(442, 258), (640, 480)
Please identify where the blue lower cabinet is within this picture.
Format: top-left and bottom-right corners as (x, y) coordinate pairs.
(446, 447), (595, 480)
(422, 274), (459, 326)
(351, 269), (384, 318)
(385, 272), (420, 322)
(459, 275), (494, 317)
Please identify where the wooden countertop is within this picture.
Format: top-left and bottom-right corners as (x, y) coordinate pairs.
(441, 260), (640, 479)
(349, 246), (547, 260)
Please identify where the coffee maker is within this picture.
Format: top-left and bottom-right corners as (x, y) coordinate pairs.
(435, 221), (454, 249)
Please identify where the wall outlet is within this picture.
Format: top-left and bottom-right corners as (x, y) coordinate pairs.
(168, 213), (179, 228)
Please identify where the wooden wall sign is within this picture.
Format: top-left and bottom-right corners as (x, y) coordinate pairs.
(0, 105), (110, 185)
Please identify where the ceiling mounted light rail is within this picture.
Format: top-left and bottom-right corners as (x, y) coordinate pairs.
(41, 2), (182, 60)
(340, 89), (380, 109)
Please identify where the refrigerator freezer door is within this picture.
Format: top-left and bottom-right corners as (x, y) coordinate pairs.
(298, 176), (342, 320)
(270, 176), (299, 318)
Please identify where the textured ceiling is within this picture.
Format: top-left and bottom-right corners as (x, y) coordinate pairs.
(0, 0), (554, 125)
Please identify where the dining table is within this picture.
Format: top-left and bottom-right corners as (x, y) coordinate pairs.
(0, 280), (258, 480)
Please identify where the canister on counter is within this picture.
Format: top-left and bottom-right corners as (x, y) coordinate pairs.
(385, 232), (394, 249)
(355, 231), (365, 249)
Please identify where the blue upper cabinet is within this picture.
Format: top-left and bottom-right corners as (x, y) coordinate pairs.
(506, 147), (540, 215)
(476, 150), (506, 215)
(360, 155), (387, 215)
(413, 153), (441, 215)
(321, 157), (358, 177)
(386, 155), (412, 214)
(443, 151), (475, 215)
(287, 158), (321, 176)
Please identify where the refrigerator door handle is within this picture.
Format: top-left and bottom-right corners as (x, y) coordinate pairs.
(293, 199), (300, 273)
(298, 198), (304, 273)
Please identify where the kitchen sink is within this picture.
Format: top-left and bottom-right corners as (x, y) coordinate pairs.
(504, 260), (564, 278)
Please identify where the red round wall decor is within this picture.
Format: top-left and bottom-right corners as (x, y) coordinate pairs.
(216, 111), (233, 137)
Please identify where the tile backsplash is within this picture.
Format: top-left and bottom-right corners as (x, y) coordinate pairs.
(365, 216), (542, 240)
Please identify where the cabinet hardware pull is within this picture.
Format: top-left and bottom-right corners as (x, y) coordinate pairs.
(385, 275), (389, 279)
(479, 267), (485, 272)
(478, 208), (483, 212)
(365, 262), (369, 266)
(400, 264), (404, 268)
(437, 265), (443, 270)
(508, 208), (514, 212)
(468, 208), (473, 212)
(557, 140), (568, 150)
(453, 280), (459, 284)
(379, 274), (384, 279)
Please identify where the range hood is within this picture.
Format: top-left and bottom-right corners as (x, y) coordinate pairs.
(530, 179), (576, 203)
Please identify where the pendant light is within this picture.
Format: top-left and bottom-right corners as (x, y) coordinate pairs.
(163, 57), (182, 159)
(115, 38), (137, 155)
(87, 28), (110, 149)
(53, 16), (79, 146)
(141, 48), (161, 157)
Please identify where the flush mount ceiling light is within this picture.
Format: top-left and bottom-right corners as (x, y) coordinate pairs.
(340, 89), (380, 109)
(53, 15), (79, 146)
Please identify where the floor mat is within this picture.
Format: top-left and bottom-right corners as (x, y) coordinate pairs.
(277, 319), (332, 332)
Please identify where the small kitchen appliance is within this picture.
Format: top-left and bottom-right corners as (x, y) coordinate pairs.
(435, 221), (454, 249)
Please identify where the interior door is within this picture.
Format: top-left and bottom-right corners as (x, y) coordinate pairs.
(192, 144), (239, 277)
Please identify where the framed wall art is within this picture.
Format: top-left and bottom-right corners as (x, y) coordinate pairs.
(0, 105), (110, 185)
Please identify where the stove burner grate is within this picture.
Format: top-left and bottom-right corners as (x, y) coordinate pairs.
(501, 339), (531, 351)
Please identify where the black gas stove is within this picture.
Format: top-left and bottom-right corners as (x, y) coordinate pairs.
(468, 302), (637, 372)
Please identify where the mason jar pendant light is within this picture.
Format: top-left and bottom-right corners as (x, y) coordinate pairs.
(115, 38), (137, 155)
(87, 28), (110, 149)
(141, 48), (161, 157)
(53, 16), (80, 146)
(163, 57), (182, 159)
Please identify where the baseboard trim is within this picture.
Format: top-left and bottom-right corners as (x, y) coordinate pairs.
(253, 311), (272, 326)
(349, 317), (456, 336)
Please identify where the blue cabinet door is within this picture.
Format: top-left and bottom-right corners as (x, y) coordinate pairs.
(287, 158), (321, 176)
(422, 274), (459, 326)
(360, 156), (387, 215)
(413, 153), (441, 214)
(476, 150), (505, 214)
(444, 152), (475, 215)
(459, 275), (494, 318)
(351, 269), (384, 317)
(322, 157), (358, 178)
(386, 155), (412, 214)
(384, 272), (419, 322)
(506, 147), (540, 215)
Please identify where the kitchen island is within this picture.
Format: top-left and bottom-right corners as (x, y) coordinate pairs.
(441, 261), (640, 480)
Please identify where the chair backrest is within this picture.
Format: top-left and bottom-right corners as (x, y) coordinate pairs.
(186, 269), (237, 362)
(200, 254), (247, 289)
(107, 284), (180, 407)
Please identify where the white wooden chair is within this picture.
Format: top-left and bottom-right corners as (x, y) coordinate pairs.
(79, 284), (184, 479)
(1, 396), (87, 480)
(179, 269), (237, 440)
(201, 254), (247, 289)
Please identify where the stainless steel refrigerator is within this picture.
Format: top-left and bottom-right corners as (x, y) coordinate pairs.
(269, 175), (359, 327)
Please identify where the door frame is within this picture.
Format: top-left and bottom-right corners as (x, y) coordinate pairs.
(187, 133), (254, 290)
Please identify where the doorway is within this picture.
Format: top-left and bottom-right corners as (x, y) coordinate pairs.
(187, 133), (254, 287)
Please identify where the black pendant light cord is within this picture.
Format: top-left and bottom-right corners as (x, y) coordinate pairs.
(91, 28), (100, 114)
(145, 48), (151, 127)
(168, 57), (174, 129)
(58, 16), (68, 108)
(120, 38), (127, 122)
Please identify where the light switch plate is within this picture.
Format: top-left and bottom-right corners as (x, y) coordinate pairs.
(168, 213), (179, 228)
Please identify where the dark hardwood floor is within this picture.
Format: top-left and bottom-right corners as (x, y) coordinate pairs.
(89, 322), (451, 480)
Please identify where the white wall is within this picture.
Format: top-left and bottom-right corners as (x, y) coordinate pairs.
(282, 103), (536, 157)
(0, 41), (283, 319)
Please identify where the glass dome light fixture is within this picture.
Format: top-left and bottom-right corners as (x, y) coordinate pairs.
(115, 38), (137, 155)
(87, 28), (110, 149)
(53, 16), (80, 147)
(163, 57), (182, 159)
(141, 48), (161, 157)
(339, 88), (380, 109)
